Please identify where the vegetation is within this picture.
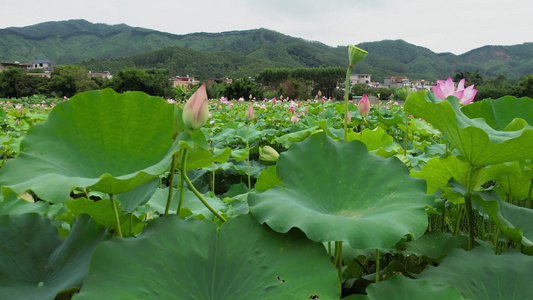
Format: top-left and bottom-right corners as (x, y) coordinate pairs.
(2, 20), (533, 82)
(1, 88), (533, 299)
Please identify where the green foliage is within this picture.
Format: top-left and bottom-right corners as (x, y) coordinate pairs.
(223, 77), (263, 100)
(109, 68), (173, 97)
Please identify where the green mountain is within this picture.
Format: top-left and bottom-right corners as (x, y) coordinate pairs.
(1, 19), (532, 81)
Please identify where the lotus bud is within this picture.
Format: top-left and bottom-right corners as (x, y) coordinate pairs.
(348, 45), (368, 69)
(346, 111), (352, 124)
(245, 104), (254, 122)
(357, 94), (370, 118)
(291, 115), (299, 123)
(182, 83), (208, 130)
(259, 146), (280, 165)
(396, 86), (410, 100)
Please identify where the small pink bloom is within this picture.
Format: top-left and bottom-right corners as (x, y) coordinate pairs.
(245, 104), (254, 121)
(290, 106), (295, 113)
(357, 95), (370, 118)
(291, 115), (299, 123)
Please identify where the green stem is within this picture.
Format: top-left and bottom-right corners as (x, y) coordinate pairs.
(333, 241), (343, 283)
(109, 194), (123, 238)
(177, 149), (188, 216)
(404, 114), (408, 156)
(526, 178), (532, 209)
(343, 68), (351, 141)
(182, 167), (226, 223)
(493, 227), (500, 254)
(464, 165), (475, 250)
(164, 154), (177, 216)
(441, 202), (446, 233)
(328, 242), (332, 262)
(453, 203), (463, 236)
(246, 123), (251, 192)
(375, 249), (380, 283)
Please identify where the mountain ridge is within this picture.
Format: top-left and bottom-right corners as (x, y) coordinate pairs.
(1, 19), (532, 81)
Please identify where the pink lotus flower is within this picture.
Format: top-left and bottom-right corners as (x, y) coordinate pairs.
(182, 83), (209, 130)
(291, 115), (299, 123)
(432, 77), (477, 104)
(289, 106), (295, 113)
(357, 94), (370, 118)
(245, 104), (254, 121)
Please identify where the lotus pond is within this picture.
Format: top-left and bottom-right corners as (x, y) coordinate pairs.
(0, 88), (532, 300)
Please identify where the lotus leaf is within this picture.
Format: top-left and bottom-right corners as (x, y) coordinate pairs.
(74, 214), (340, 299)
(0, 214), (107, 300)
(416, 247), (533, 300)
(404, 92), (533, 166)
(249, 132), (432, 250)
(0, 89), (181, 202)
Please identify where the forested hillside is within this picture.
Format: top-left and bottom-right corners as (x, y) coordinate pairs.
(1, 19), (533, 81)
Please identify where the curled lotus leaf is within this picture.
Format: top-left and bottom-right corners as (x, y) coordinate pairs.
(249, 132), (432, 250)
(0, 89), (181, 203)
(404, 92), (533, 166)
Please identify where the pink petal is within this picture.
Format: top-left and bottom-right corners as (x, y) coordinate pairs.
(460, 85), (477, 104)
(432, 85), (447, 100)
(443, 77), (455, 97)
(457, 78), (465, 91)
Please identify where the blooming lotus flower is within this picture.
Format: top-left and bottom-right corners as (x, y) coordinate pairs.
(357, 94), (370, 118)
(182, 83), (209, 130)
(348, 45), (368, 69)
(432, 77), (477, 104)
(245, 104), (254, 121)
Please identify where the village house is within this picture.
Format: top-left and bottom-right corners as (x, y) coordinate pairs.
(88, 71), (112, 79)
(27, 59), (54, 72)
(410, 80), (434, 91)
(350, 74), (372, 85)
(383, 76), (410, 88)
(169, 75), (199, 88)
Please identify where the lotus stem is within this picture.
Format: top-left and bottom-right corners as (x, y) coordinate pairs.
(375, 249), (380, 283)
(343, 68), (351, 141)
(404, 114), (408, 156)
(453, 203), (463, 236)
(333, 241), (343, 283)
(109, 194), (123, 238)
(464, 165), (475, 250)
(246, 123), (251, 192)
(177, 149), (188, 216)
(182, 164), (226, 223)
(164, 154), (177, 216)
(526, 178), (533, 209)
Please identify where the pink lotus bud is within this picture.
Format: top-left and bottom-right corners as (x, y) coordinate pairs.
(182, 83), (209, 130)
(357, 94), (370, 118)
(291, 115), (299, 123)
(347, 111), (352, 124)
(290, 106), (295, 113)
(245, 104), (254, 121)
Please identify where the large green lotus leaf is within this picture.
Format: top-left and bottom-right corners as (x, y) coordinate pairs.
(404, 91), (533, 166)
(115, 178), (160, 213)
(74, 214), (340, 299)
(410, 156), (471, 194)
(0, 89), (181, 203)
(416, 247), (533, 300)
(347, 127), (402, 158)
(345, 275), (465, 300)
(248, 132), (432, 250)
(147, 186), (226, 219)
(471, 190), (533, 247)
(0, 214), (108, 300)
(461, 96), (533, 130)
(0, 186), (50, 215)
(403, 231), (471, 263)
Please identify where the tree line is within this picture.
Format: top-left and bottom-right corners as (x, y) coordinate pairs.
(1, 65), (532, 101)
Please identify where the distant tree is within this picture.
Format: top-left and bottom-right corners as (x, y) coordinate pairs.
(223, 77), (263, 100)
(0, 67), (24, 98)
(351, 83), (377, 97)
(109, 68), (172, 97)
(453, 70), (483, 87)
(519, 74), (533, 98)
(43, 65), (97, 97)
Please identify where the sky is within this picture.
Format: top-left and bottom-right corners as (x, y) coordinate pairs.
(1, 0), (531, 55)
